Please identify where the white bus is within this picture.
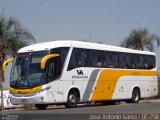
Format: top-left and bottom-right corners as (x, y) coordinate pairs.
(0, 90), (20, 109)
(7, 40), (158, 110)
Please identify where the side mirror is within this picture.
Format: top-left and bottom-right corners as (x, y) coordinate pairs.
(2, 58), (14, 73)
(40, 54), (60, 70)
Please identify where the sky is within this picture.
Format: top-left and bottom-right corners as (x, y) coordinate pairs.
(1, 0), (160, 88)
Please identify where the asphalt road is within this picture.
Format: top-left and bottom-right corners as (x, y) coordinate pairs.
(1, 102), (160, 120)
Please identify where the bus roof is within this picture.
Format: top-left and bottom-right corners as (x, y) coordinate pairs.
(18, 40), (71, 53)
(18, 40), (155, 55)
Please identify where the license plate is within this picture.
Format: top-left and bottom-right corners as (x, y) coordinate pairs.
(21, 99), (28, 102)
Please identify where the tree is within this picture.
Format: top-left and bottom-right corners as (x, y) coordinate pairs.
(0, 11), (36, 111)
(120, 27), (160, 51)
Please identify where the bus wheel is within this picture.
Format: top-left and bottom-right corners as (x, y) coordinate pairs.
(66, 92), (79, 108)
(127, 89), (140, 103)
(35, 104), (48, 110)
(113, 101), (120, 105)
(103, 101), (120, 105)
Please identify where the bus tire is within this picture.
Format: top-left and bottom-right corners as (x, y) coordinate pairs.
(35, 104), (48, 110)
(66, 92), (79, 108)
(113, 101), (120, 105)
(103, 101), (120, 105)
(127, 89), (140, 103)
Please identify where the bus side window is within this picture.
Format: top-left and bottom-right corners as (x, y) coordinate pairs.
(129, 55), (135, 69)
(51, 47), (69, 71)
(108, 54), (114, 68)
(143, 55), (148, 69)
(138, 56), (144, 69)
(96, 54), (105, 67)
(79, 51), (87, 66)
(47, 62), (55, 80)
(151, 56), (156, 68)
(91, 53), (97, 67)
(121, 54), (127, 69)
(113, 54), (120, 68)
(47, 58), (59, 82)
(124, 54), (135, 69)
(84, 50), (91, 67)
(68, 48), (87, 70)
(148, 56), (156, 69)
(104, 53), (110, 68)
(75, 52), (82, 66)
(124, 55), (128, 69)
(134, 55), (138, 69)
(68, 50), (77, 70)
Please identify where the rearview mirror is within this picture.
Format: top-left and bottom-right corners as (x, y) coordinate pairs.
(40, 54), (60, 70)
(2, 58), (14, 73)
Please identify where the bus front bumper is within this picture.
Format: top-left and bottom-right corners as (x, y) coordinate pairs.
(9, 93), (45, 105)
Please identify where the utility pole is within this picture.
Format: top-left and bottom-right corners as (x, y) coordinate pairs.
(0, 76), (4, 111)
(0, 55), (4, 111)
(0, 58), (14, 111)
(89, 32), (92, 42)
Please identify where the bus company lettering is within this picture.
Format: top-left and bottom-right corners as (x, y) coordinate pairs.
(77, 70), (83, 75)
(72, 70), (88, 79)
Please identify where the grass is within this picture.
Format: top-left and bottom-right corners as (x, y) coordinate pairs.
(23, 104), (35, 110)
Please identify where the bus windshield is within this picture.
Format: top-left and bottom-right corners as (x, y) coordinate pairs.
(10, 51), (48, 89)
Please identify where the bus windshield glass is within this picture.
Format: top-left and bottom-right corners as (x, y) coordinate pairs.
(10, 51), (48, 88)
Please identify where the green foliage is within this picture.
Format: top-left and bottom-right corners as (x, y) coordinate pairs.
(0, 10), (36, 111)
(0, 11), (36, 60)
(120, 27), (160, 52)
